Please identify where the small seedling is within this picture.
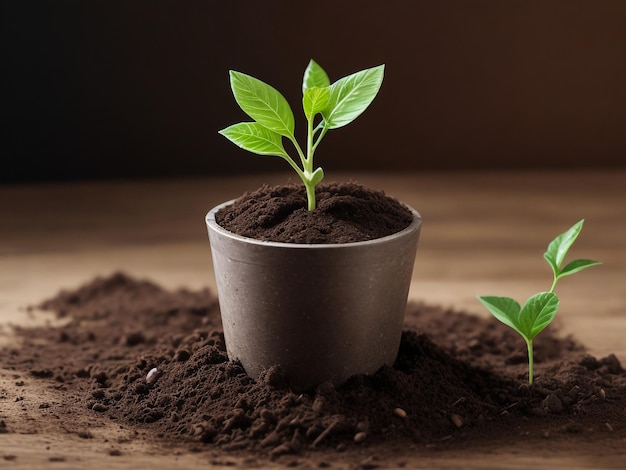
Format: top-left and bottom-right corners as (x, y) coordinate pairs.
(477, 220), (601, 385)
(219, 60), (385, 211)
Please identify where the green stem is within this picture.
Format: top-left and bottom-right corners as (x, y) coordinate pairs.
(526, 338), (534, 385)
(312, 121), (329, 152)
(305, 182), (316, 211)
(549, 272), (559, 293)
(305, 114), (315, 174)
(300, 114), (322, 211)
(285, 130), (316, 210)
(281, 155), (306, 181)
(287, 134), (307, 170)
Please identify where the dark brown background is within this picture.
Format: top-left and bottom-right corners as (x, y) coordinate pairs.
(3, 0), (625, 183)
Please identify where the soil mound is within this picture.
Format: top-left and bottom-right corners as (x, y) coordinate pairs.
(4, 273), (625, 464)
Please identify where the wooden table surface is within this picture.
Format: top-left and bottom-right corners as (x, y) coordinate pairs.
(1, 171), (625, 469)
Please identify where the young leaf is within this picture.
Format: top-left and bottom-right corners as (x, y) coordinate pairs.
(516, 292), (560, 341)
(558, 258), (602, 278)
(302, 59), (330, 92)
(303, 87), (330, 120)
(322, 64), (385, 129)
(229, 71), (295, 138)
(476, 296), (520, 332)
(308, 167), (325, 186)
(543, 219), (585, 276)
(219, 122), (289, 158)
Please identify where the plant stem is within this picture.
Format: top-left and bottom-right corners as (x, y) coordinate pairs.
(305, 182), (316, 211)
(303, 117), (315, 211)
(287, 134), (307, 171)
(526, 338), (534, 385)
(306, 115), (314, 174)
(549, 275), (558, 294)
(286, 127), (316, 211)
(301, 113), (324, 211)
(312, 122), (329, 152)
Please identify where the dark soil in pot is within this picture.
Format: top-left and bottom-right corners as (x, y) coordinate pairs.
(215, 182), (413, 243)
(3, 273), (625, 468)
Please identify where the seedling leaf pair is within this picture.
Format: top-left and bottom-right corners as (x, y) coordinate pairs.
(219, 60), (385, 210)
(543, 219), (602, 291)
(477, 219), (600, 384)
(478, 293), (559, 343)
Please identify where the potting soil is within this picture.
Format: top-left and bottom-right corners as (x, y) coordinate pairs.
(215, 182), (414, 244)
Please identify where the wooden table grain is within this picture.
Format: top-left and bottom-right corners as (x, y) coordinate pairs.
(1, 171), (625, 469)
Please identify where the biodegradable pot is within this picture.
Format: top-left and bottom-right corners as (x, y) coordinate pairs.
(206, 200), (422, 391)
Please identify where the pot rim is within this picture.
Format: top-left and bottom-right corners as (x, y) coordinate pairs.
(206, 199), (422, 249)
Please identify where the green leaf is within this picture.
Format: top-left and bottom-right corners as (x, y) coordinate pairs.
(229, 71), (295, 138)
(322, 64), (385, 129)
(558, 258), (602, 278)
(517, 292), (560, 341)
(543, 219), (585, 275)
(302, 59), (330, 92)
(219, 122), (289, 158)
(477, 296), (521, 332)
(303, 87), (330, 120)
(307, 167), (325, 185)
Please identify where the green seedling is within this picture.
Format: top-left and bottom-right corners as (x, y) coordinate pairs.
(477, 220), (601, 385)
(219, 60), (385, 211)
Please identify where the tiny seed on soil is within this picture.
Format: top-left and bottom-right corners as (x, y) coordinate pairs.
(146, 368), (159, 384)
(393, 407), (407, 418)
(604, 422), (613, 432)
(356, 420), (369, 432)
(450, 414), (463, 428)
(353, 431), (367, 443)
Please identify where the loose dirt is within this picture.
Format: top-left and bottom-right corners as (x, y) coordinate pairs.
(2, 273), (625, 468)
(2, 184), (625, 467)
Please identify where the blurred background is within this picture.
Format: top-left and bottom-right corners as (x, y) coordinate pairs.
(3, 0), (625, 183)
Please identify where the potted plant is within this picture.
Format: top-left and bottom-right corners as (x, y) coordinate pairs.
(206, 60), (422, 391)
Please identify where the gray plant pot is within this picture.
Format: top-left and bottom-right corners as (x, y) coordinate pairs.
(206, 199), (422, 391)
